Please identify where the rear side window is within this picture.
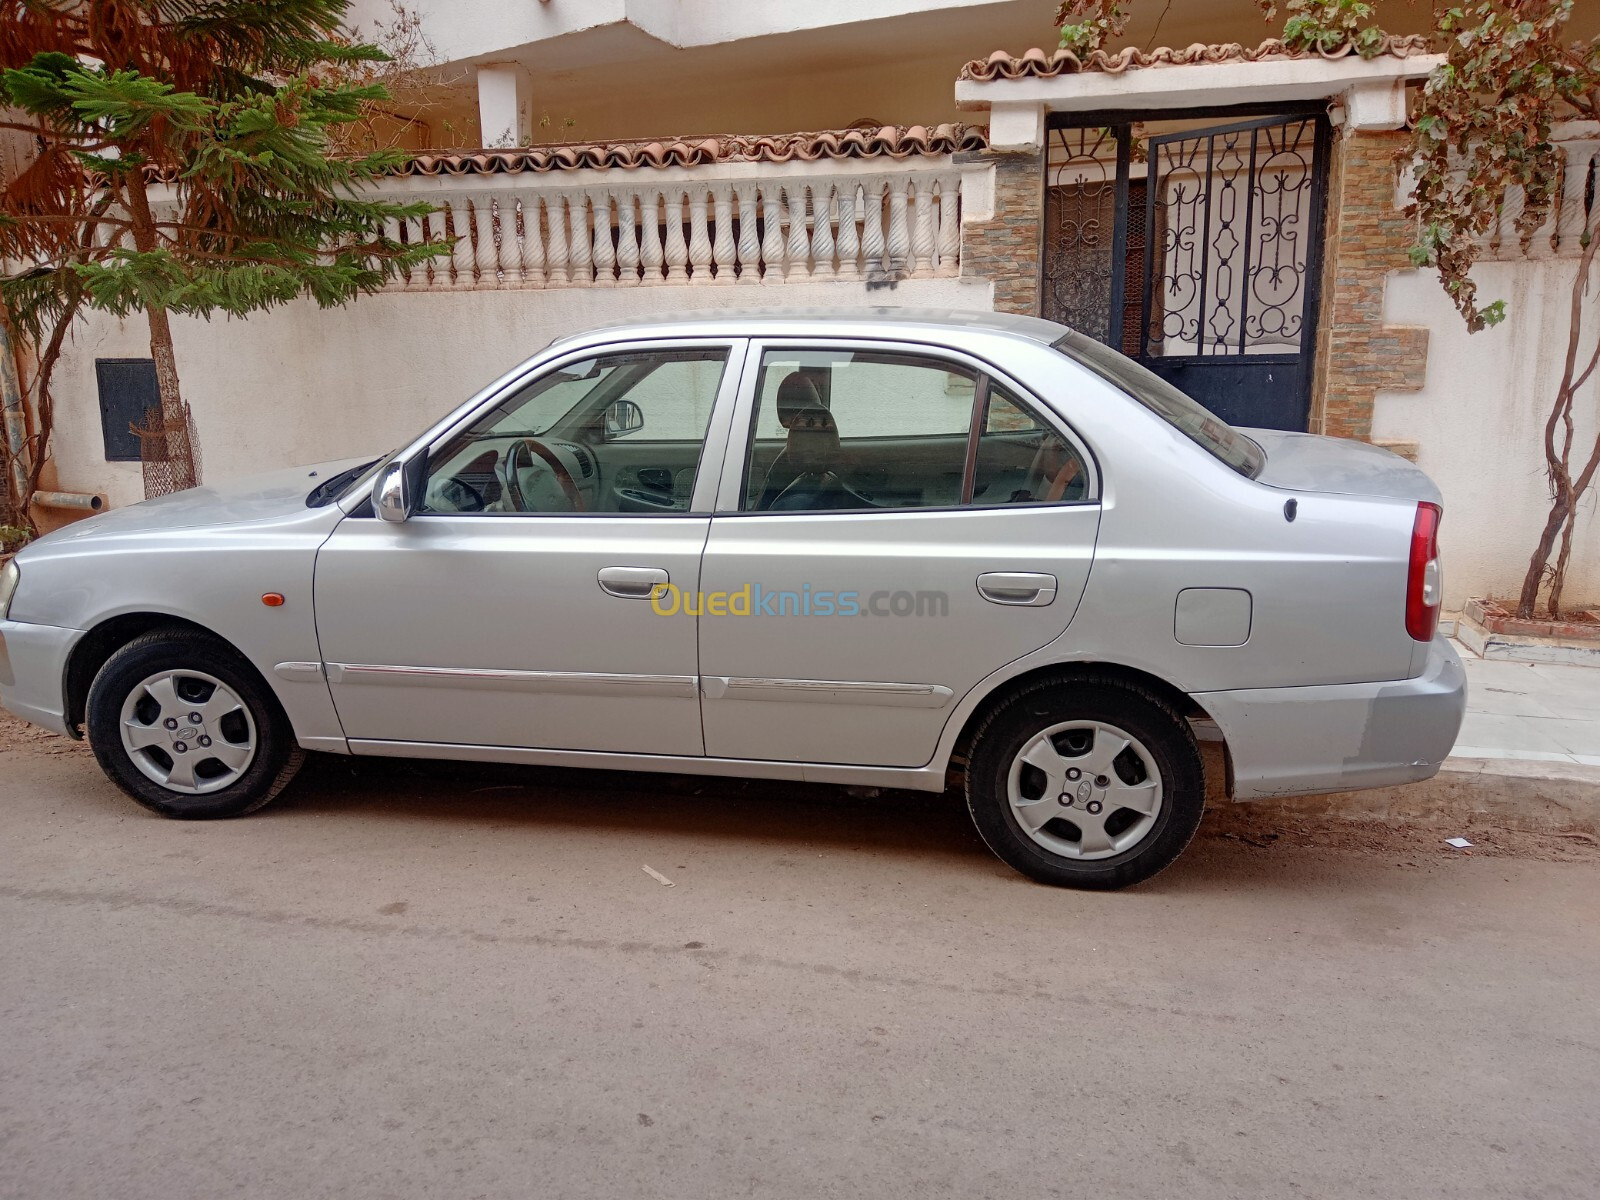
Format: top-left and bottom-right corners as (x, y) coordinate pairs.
(740, 347), (1091, 512)
(743, 350), (974, 510)
(1053, 331), (1264, 478)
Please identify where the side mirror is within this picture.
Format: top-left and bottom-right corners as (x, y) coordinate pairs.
(605, 399), (645, 439)
(375, 451), (428, 523)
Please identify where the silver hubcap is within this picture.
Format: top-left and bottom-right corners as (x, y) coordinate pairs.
(119, 670), (257, 795)
(1006, 720), (1163, 860)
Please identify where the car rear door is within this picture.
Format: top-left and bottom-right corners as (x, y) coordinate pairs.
(694, 339), (1103, 768)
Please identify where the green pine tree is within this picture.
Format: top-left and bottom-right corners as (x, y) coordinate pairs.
(0, 0), (450, 497)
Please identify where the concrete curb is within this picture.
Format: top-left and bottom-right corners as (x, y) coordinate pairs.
(1239, 756), (1600, 835)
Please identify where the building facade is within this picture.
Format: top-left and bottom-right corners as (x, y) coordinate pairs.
(7, 0), (1598, 608)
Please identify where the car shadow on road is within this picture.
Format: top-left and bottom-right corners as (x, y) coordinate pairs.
(278, 750), (988, 857)
(262, 752), (1419, 897)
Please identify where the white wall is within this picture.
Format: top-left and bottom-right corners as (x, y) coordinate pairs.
(46, 278), (991, 509)
(1376, 261), (1600, 609)
(43, 255), (1598, 610)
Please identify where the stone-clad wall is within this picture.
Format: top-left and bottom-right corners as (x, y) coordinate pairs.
(957, 148), (1044, 316)
(1310, 130), (1429, 447)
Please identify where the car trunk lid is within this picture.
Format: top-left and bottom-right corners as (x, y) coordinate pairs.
(1243, 429), (1442, 505)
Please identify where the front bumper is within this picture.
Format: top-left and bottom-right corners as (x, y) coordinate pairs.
(0, 619), (84, 737)
(1196, 636), (1467, 802)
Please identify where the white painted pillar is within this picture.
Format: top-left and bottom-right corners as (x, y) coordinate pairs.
(477, 64), (527, 148)
(987, 101), (1047, 153)
(1342, 79), (1409, 132)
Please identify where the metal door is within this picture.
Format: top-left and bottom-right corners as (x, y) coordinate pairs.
(1043, 111), (1331, 431)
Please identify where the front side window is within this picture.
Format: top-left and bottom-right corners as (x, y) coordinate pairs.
(741, 347), (1090, 513)
(423, 347), (729, 515)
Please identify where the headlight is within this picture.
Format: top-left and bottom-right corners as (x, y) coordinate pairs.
(0, 559), (19, 620)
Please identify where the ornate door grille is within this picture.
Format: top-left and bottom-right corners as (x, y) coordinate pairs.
(1042, 111), (1332, 431)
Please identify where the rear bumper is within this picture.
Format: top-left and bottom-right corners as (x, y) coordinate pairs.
(1195, 636), (1466, 802)
(0, 619), (83, 737)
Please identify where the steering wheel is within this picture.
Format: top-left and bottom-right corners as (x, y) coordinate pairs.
(503, 437), (587, 513)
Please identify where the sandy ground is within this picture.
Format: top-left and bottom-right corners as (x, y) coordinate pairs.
(2, 710), (1597, 1199)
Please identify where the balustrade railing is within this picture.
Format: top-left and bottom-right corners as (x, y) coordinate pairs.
(372, 166), (965, 291)
(1478, 135), (1600, 261)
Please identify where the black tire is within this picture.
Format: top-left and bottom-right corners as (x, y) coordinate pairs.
(86, 628), (305, 819)
(966, 676), (1205, 890)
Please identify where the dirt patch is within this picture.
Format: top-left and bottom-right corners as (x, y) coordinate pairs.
(1200, 801), (1600, 864)
(0, 709), (89, 758)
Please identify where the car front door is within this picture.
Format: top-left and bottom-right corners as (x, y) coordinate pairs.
(313, 339), (743, 756)
(695, 340), (1103, 768)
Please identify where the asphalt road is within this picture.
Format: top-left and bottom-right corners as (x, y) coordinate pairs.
(2, 727), (1597, 1200)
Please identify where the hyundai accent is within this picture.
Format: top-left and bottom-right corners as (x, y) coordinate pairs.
(0, 310), (1466, 888)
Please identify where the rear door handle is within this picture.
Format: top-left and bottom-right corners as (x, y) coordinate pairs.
(598, 566), (670, 600)
(977, 571), (1057, 607)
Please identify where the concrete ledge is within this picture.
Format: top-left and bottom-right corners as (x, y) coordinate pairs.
(1236, 756), (1600, 835)
(1458, 611), (1600, 667)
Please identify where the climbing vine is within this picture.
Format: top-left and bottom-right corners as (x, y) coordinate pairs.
(1404, 1), (1600, 618)
(1054, 1), (1130, 57)
(1256, 1), (1392, 58)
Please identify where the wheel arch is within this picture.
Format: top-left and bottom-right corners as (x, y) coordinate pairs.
(947, 661), (1233, 798)
(63, 612), (278, 738)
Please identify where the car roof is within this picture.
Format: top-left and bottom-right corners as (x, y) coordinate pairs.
(550, 307), (1072, 348)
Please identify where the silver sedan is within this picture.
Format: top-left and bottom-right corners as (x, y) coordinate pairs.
(0, 310), (1465, 888)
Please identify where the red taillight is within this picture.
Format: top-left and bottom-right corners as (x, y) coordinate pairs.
(1406, 502), (1442, 641)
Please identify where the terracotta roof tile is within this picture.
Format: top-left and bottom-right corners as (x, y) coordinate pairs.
(959, 35), (1433, 82)
(393, 124), (988, 177)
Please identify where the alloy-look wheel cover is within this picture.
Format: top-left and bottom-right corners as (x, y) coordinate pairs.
(119, 669), (258, 795)
(1006, 719), (1164, 861)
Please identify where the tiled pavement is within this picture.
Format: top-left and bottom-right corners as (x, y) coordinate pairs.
(1453, 642), (1600, 766)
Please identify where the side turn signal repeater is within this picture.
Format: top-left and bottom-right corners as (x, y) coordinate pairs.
(261, 592), (286, 608)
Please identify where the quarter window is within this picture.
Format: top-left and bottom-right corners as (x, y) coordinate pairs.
(422, 347), (729, 515)
(970, 384), (1090, 506)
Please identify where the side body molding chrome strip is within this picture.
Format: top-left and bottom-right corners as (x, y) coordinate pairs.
(321, 662), (698, 700)
(305, 665), (949, 708)
(701, 676), (954, 709)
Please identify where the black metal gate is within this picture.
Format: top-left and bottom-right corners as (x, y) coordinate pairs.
(1043, 109), (1332, 431)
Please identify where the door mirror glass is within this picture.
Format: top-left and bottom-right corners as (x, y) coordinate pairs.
(605, 399), (645, 439)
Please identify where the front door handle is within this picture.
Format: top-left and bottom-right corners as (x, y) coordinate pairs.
(977, 571), (1058, 607)
(598, 566), (670, 600)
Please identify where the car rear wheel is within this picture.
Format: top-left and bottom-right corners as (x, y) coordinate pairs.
(966, 677), (1205, 889)
(86, 630), (305, 819)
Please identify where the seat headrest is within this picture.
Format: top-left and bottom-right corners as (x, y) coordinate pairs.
(775, 370), (826, 428)
(785, 405), (841, 472)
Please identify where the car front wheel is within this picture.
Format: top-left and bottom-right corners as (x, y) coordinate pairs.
(86, 629), (305, 819)
(966, 676), (1205, 889)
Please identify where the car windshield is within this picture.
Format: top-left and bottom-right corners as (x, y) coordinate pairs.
(1052, 331), (1265, 478)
